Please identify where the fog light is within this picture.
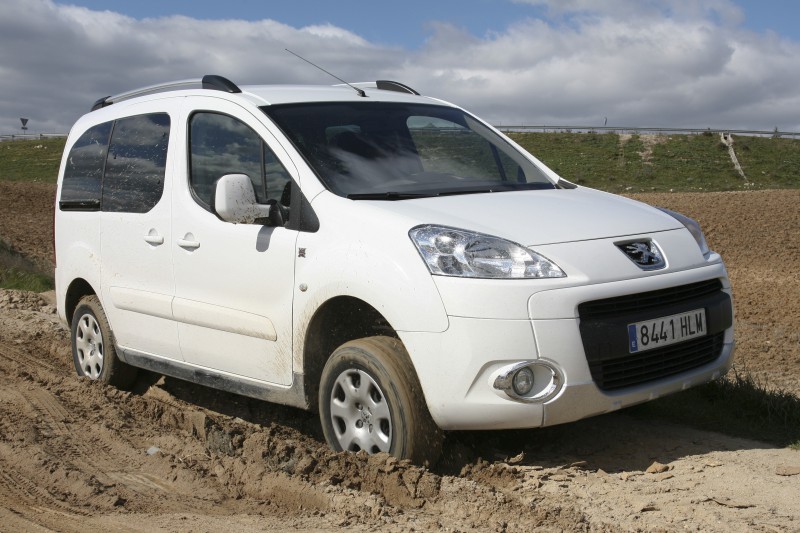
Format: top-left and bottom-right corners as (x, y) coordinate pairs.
(512, 367), (535, 396)
(492, 360), (563, 403)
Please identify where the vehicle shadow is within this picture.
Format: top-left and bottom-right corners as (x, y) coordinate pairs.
(436, 410), (781, 476)
(129, 370), (779, 477)
(131, 370), (323, 440)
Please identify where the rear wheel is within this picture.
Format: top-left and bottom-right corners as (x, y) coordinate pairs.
(319, 336), (443, 465)
(71, 295), (137, 389)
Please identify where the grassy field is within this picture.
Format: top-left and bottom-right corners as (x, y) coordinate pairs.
(0, 137), (65, 183)
(0, 138), (64, 291)
(2, 132), (800, 190)
(510, 131), (800, 192)
(0, 239), (54, 292)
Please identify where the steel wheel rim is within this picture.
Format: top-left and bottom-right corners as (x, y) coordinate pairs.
(75, 313), (104, 379)
(329, 369), (392, 454)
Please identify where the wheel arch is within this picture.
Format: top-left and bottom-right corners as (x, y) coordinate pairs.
(64, 278), (98, 324)
(301, 295), (399, 410)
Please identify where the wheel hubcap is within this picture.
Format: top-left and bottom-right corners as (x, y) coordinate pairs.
(329, 369), (392, 454)
(75, 313), (104, 379)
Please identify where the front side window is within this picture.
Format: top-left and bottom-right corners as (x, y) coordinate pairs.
(60, 121), (112, 209)
(189, 112), (292, 210)
(263, 102), (554, 199)
(103, 113), (170, 213)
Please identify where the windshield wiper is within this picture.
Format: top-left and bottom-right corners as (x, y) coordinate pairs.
(347, 192), (438, 200)
(347, 182), (555, 200)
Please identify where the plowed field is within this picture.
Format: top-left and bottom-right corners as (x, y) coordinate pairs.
(1, 181), (798, 532)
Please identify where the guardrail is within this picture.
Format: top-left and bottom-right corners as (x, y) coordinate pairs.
(2, 127), (799, 141)
(0, 133), (68, 142)
(495, 125), (800, 138)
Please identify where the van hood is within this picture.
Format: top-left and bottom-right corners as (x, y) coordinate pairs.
(362, 187), (682, 246)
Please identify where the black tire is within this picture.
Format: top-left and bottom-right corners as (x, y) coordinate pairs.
(319, 336), (443, 465)
(70, 295), (137, 390)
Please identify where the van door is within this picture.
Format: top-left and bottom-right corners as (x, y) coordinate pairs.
(99, 110), (182, 360)
(171, 100), (297, 386)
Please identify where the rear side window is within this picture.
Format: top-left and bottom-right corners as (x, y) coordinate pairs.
(60, 122), (112, 209)
(59, 113), (170, 213)
(102, 113), (170, 213)
(190, 112), (292, 209)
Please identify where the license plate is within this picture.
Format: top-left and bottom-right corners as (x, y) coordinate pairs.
(628, 309), (706, 353)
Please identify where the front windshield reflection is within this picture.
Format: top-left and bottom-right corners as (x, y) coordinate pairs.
(263, 102), (554, 199)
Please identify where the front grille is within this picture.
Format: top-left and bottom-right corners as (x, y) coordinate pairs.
(588, 333), (724, 390)
(579, 279), (722, 320)
(578, 279), (731, 391)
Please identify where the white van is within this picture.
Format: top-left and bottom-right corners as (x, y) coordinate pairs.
(55, 75), (734, 464)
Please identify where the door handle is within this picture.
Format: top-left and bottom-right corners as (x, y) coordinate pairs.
(144, 228), (164, 246)
(177, 233), (200, 250)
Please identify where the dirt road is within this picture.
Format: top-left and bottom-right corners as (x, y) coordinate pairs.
(0, 182), (799, 531)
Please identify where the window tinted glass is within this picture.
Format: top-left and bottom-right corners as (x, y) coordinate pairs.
(190, 112), (292, 209)
(264, 143), (292, 205)
(263, 102), (553, 199)
(409, 117), (500, 181)
(410, 117), (528, 184)
(103, 113), (170, 213)
(60, 122), (112, 208)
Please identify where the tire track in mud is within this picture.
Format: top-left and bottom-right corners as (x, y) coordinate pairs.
(18, 387), (179, 495)
(0, 337), (216, 518)
(0, 340), (64, 375)
(0, 327), (326, 522)
(0, 471), (140, 533)
(0, 327), (591, 531)
(0, 459), (93, 526)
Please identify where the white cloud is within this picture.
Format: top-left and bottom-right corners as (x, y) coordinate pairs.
(1, 0), (798, 135)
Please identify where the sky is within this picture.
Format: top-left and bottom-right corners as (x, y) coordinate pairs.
(2, 0), (799, 134)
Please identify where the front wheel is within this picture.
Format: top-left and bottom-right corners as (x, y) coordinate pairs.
(71, 295), (137, 389)
(319, 336), (443, 465)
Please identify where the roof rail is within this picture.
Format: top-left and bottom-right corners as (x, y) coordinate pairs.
(376, 80), (420, 95)
(91, 74), (241, 111)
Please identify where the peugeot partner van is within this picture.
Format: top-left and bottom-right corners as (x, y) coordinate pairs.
(55, 75), (734, 464)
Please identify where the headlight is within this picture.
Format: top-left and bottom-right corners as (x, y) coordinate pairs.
(657, 208), (711, 258)
(409, 225), (566, 279)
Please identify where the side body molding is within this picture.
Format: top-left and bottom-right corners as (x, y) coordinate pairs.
(109, 287), (278, 341)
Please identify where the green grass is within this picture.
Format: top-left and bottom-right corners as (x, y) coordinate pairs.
(0, 138), (65, 183)
(1, 133), (799, 191)
(0, 240), (54, 292)
(731, 135), (800, 189)
(629, 368), (800, 449)
(509, 131), (800, 193)
(0, 268), (54, 292)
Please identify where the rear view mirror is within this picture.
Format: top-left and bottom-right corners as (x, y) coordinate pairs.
(213, 174), (272, 224)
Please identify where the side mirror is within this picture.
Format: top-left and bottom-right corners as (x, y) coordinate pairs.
(213, 174), (272, 224)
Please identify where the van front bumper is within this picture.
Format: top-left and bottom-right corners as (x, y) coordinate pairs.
(399, 266), (734, 431)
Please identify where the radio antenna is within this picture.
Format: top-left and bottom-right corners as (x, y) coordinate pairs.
(285, 48), (366, 97)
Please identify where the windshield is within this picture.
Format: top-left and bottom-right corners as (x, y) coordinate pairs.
(262, 102), (555, 199)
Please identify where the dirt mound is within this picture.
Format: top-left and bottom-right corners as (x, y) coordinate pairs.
(2, 302), (798, 532)
(1, 181), (799, 531)
(0, 181), (55, 271)
(0, 288), (55, 312)
(0, 300), (589, 531)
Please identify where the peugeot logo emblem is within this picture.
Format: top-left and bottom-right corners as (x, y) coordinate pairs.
(617, 240), (666, 270)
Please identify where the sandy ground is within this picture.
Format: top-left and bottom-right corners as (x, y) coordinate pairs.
(0, 181), (799, 532)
